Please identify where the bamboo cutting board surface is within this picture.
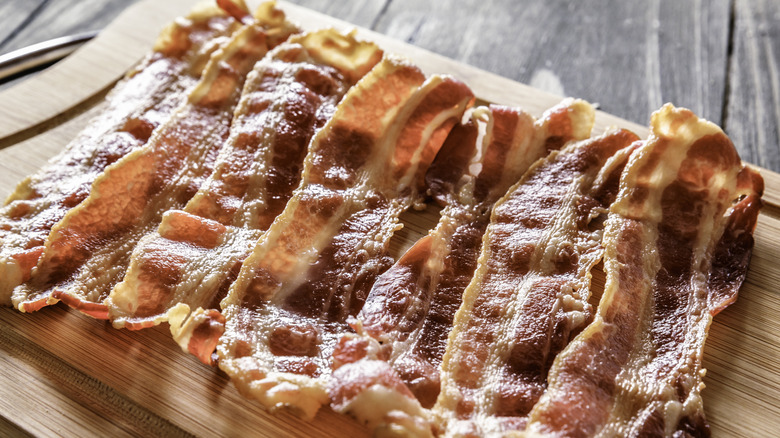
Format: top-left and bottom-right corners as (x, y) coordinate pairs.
(1, 1), (778, 436)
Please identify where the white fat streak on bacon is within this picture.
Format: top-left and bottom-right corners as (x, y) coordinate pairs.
(435, 128), (640, 437)
(105, 30), (380, 344)
(523, 104), (763, 438)
(215, 57), (474, 420)
(327, 99), (596, 435)
(10, 19), (281, 316)
(0, 6), (243, 306)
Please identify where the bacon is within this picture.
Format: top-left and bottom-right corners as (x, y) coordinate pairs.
(106, 30), (382, 343)
(434, 127), (640, 436)
(218, 0), (255, 25)
(524, 104), (763, 437)
(327, 99), (596, 432)
(11, 11), (295, 315)
(207, 57), (474, 419)
(425, 100), (595, 209)
(0, 3), (245, 306)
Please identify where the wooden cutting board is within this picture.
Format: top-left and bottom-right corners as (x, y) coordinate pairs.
(1, 1), (778, 436)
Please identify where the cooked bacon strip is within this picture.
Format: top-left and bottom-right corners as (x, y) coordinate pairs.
(434, 128), (640, 436)
(425, 99), (595, 210)
(106, 30), (383, 339)
(0, 3), (243, 306)
(11, 12), (294, 315)
(218, 0), (255, 25)
(328, 99), (596, 431)
(202, 57), (474, 419)
(524, 105), (763, 438)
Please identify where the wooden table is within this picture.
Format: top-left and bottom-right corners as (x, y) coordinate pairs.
(0, 1), (778, 437)
(1, 0), (778, 173)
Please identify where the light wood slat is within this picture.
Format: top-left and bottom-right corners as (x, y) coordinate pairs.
(0, 104), (104, 195)
(701, 214), (780, 437)
(0, 1), (778, 436)
(756, 166), (780, 214)
(0, 323), (192, 437)
(0, 304), (368, 437)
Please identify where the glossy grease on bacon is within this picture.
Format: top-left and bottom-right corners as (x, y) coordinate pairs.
(435, 128), (639, 436)
(11, 10), (294, 316)
(0, 3), (245, 306)
(213, 56), (474, 419)
(329, 99), (597, 435)
(107, 30), (382, 365)
(524, 104), (763, 438)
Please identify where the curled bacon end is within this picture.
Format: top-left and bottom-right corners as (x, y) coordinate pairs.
(707, 166), (764, 315)
(53, 291), (110, 320)
(18, 296), (52, 314)
(424, 115), (481, 206)
(358, 234), (433, 340)
(1, 247), (44, 306)
(330, 360), (434, 438)
(216, 0), (253, 25)
(170, 305), (226, 366)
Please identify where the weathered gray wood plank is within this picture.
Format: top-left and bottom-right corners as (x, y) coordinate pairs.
(657, 0), (732, 124)
(0, 0), (139, 54)
(285, 0), (388, 29)
(2, 0), (778, 172)
(0, 0), (47, 51)
(369, 0), (731, 130)
(725, 0), (780, 172)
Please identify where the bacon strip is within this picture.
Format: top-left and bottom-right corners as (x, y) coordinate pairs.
(11, 11), (295, 315)
(435, 128), (640, 436)
(106, 30), (382, 341)
(328, 99), (596, 432)
(524, 105), (763, 437)
(0, 4), (243, 306)
(207, 57), (474, 419)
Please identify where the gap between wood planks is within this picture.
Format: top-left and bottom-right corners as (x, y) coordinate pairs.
(369, 0), (393, 31)
(720, 0), (737, 130)
(0, 0), (51, 53)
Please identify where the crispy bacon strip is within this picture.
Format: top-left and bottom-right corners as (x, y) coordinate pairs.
(11, 11), (295, 315)
(524, 105), (763, 438)
(0, 3), (243, 306)
(106, 30), (383, 339)
(206, 57), (474, 419)
(217, 0), (255, 25)
(327, 99), (596, 433)
(435, 128), (640, 436)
